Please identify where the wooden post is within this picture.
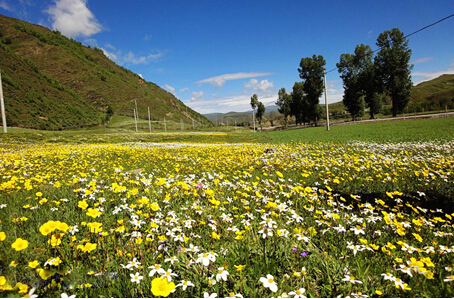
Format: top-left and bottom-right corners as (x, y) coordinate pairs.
(148, 106), (151, 133)
(323, 71), (330, 131)
(133, 109), (138, 132)
(0, 69), (6, 133)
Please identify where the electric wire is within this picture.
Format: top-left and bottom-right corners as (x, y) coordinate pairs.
(325, 13), (454, 75)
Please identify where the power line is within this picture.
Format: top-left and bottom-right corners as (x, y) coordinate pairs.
(325, 12), (454, 74)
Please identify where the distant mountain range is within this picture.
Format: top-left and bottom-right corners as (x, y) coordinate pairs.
(0, 14), (209, 130)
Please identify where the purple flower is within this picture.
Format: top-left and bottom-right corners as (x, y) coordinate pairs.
(300, 251), (309, 257)
(291, 247), (298, 251)
(196, 182), (203, 189)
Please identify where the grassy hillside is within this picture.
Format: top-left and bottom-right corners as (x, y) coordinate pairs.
(409, 74), (454, 112)
(0, 14), (210, 130)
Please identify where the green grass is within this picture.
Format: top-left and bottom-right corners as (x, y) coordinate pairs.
(2, 116), (453, 145)
(257, 117), (454, 144)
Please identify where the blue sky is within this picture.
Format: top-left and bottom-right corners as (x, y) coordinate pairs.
(1, 1), (453, 114)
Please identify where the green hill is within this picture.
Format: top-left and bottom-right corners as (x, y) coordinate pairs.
(409, 74), (454, 112)
(0, 14), (209, 130)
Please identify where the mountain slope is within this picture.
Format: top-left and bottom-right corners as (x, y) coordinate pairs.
(410, 74), (454, 111)
(0, 14), (209, 130)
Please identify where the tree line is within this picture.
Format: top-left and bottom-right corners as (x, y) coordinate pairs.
(276, 28), (413, 125)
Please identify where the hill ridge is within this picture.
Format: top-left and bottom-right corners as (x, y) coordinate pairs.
(0, 14), (209, 130)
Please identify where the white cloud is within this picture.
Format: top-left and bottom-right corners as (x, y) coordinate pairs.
(122, 51), (163, 65)
(185, 92), (279, 114)
(100, 46), (163, 65)
(411, 57), (434, 65)
(190, 91), (204, 102)
(45, 0), (102, 38)
(164, 84), (175, 93)
(180, 87), (189, 93)
(412, 64), (454, 85)
(197, 72), (272, 88)
(100, 47), (117, 61)
(0, 1), (13, 11)
(104, 43), (116, 50)
(245, 79), (274, 91)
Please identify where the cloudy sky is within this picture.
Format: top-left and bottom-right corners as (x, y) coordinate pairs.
(1, 0), (453, 114)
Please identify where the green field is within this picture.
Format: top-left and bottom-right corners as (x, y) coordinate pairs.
(2, 116), (454, 144)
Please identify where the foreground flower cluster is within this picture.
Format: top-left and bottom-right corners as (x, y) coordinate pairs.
(0, 141), (453, 297)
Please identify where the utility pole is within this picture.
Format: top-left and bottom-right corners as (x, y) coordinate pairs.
(0, 69), (6, 133)
(180, 119), (183, 131)
(147, 106), (151, 133)
(323, 71), (330, 131)
(133, 109), (138, 132)
(164, 117), (167, 133)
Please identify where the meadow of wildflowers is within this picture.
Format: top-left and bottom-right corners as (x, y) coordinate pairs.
(0, 138), (453, 297)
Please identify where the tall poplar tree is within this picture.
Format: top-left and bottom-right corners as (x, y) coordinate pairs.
(337, 44), (379, 120)
(276, 87), (292, 127)
(298, 55), (326, 125)
(374, 28), (413, 116)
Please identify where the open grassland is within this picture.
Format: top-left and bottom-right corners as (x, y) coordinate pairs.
(0, 117), (454, 298)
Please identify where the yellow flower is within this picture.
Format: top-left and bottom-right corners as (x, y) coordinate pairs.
(48, 234), (62, 247)
(412, 233), (423, 242)
(28, 260), (40, 268)
(37, 268), (55, 280)
(82, 242), (97, 253)
(423, 271), (434, 279)
(15, 282), (28, 294)
(211, 231), (220, 240)
(87, 222), (103, 233)
(151, 277), (175, 297)
(359, 238), (368, 245)
(78, 200), (88, 210)
(375, 290), (383, 296)
(10, 261), (19, 267)
(86, 208), (101, 218)
(35, 192), (42, 197)
(11, 238), (29, 251)
(0, 276), (6, 286)
(234, 265), (246, 272)
(420, 257), (435, 267)
(149, 202), (160, 211)
(0, 231), (5, 241)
